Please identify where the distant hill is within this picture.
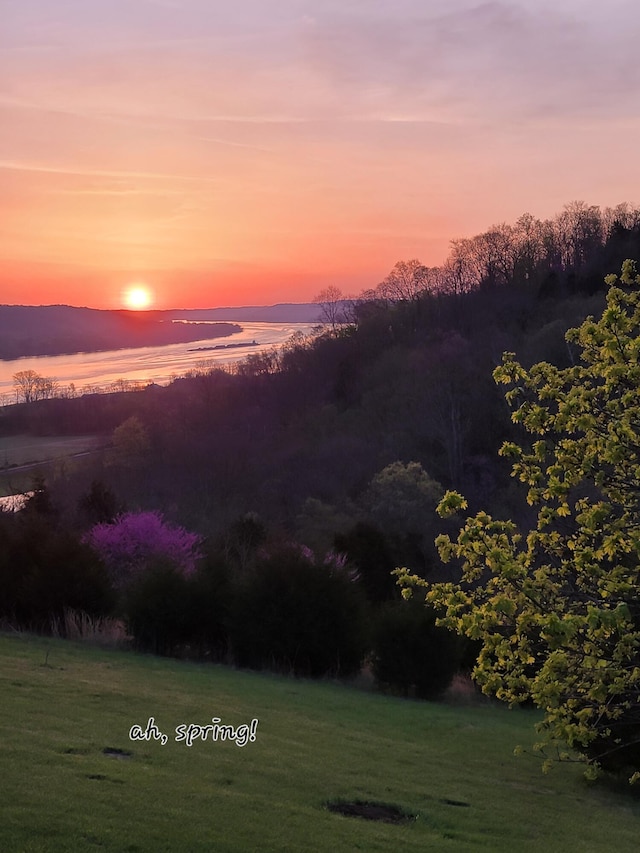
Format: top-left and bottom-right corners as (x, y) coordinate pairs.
(166, 303), (323, 323)
(0, 302), (324, 361)
(0, 305), (243, 360)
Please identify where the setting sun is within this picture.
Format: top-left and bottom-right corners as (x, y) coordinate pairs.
(123, 284), (154, 310)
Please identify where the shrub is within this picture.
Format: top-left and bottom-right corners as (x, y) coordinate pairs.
(229, 543), (368, 677)
(0, 513), (114, 630)
(220, 512), (267, 573)
(186, 549), (232, 661)
(333, 522), (399, 602)
(120, 547), (233, 659)
(124, 559), (196, 656)
(371, 599), (463, 699)
(77, 479), (124, 526)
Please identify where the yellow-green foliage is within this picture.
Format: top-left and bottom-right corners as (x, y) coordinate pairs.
(402, 261), (640, 783)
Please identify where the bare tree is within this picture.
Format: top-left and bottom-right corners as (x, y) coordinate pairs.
(602, 202), (640, 237)
(314, 286), (347, 333)
(12, 370), (58, 403)
(13, 370), (40, 403)
(376, 259), (430, 302)
(512, 213), (545, 283)
(35, 375), (59, 400)
(479, 224), (518, 286)
(554, 201), (604, 271)
(442, 241), (482, 295)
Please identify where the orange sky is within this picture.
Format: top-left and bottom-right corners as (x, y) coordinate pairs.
(2, 1), (640, 309)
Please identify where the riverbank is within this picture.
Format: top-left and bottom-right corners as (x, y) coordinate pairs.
(0, 321), (318, 401)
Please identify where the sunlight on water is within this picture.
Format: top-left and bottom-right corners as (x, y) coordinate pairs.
(0, 322), (316, 400)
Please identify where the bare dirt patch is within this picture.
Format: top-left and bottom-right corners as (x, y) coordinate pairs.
(103, 747), (133, 760)
(325, 799), (416, 824)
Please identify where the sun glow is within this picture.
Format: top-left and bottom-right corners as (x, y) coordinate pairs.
(123, 283), (154, 310)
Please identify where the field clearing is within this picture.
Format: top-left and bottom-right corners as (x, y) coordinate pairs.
(1, 634), (639, 852)
(0, 434), (104, 469)
(0, 434), (104, 497)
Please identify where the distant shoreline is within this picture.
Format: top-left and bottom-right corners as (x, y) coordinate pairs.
(0, 308), (241, 361)
(0, 302), (322, 361)
(0, 320), (319, 398)
(187, 340), (259, 353)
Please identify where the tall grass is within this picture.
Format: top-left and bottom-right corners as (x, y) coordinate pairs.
(50, 608), (131, 649)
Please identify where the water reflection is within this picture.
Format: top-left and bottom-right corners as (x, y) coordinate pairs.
(0, 321), (316, 399)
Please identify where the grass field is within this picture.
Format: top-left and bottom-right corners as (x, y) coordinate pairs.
(0, 434), (103, 470)
(0, 434), (103, 496)
(1, 633), (639, 853)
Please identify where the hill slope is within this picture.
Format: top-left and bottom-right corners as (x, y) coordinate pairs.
(0, 302), (323, 360)
(2, 634), (639, 852)
(0, 305), (242, 360)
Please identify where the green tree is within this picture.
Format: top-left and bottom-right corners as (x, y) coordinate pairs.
(363, 461), (444, 570)
(400, 261), (640, 782)
(106, 415), (150, 468)
(363, 461), (443, 536)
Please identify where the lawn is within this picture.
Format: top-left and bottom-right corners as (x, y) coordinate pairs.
(1, 633), (638, 852)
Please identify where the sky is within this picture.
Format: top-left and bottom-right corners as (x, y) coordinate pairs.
(2, 0), (640, 310)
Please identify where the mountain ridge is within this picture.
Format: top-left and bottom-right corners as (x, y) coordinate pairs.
(0, 303), (322, 360)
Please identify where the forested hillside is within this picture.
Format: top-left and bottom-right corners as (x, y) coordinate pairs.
(3, 198), (640, 734)
(4, 200), (640, 555)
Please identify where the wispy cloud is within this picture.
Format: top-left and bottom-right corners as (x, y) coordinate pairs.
(300, 1), (640, 122)
(0, 159), (223, 185)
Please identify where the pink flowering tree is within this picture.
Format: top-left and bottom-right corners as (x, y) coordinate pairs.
(84, 511), (203, 588)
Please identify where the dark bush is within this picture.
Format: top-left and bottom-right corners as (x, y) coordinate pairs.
(116, 544), (232, 660)
(186, 549), (232, 661)
(333, 522), (399, 603)
(371, 599), (463, 699)
(229, 544), (368, 678)
(221, 512), (267, 572)
(123, 559), (197, 656)
(0, 513), (114, 630)
(22, 476), (58, 521)
(77, 479), (124, 526)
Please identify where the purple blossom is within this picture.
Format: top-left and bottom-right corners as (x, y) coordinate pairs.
(324, 550), (359, 582)
(84, 511), (202, 587)
(323, 550), (348, 570)
(297, 543), (315, 563)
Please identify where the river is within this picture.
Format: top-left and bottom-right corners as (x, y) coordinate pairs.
(0, 321), (317, 402)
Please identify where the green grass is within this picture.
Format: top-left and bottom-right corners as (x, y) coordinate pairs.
(1, 633), (639, 852)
